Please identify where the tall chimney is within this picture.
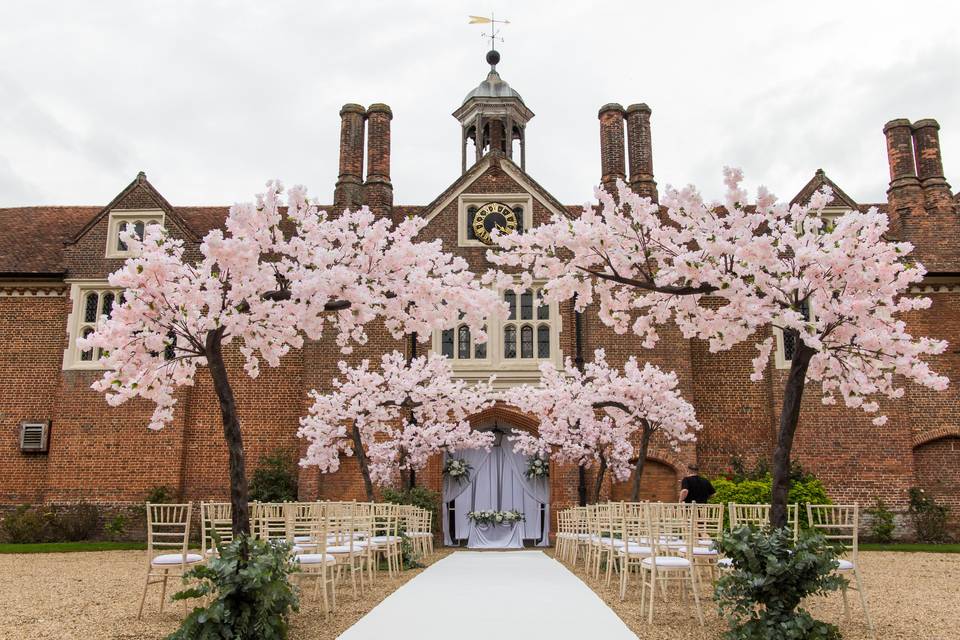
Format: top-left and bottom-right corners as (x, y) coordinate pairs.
(333, 103), (366, 211)
(625, 103), (658, 202)
(598, 103), (626, 193)
(911, 119), (953, 212)
(363, 103), (393, 218)
(883, 118), (923, 236)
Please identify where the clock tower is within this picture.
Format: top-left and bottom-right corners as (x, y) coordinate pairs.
(453, 50), (534, 174)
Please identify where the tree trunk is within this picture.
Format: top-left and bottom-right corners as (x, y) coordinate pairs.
(350, 425), (376, 502)
(630, 424), (654, 502)
(577, 465), (587, 507)
(205, 328), (250, 540)
(592, 455), (608, 504)
(771, 340), (815, 528)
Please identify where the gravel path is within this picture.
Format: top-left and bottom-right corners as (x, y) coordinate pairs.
(0, 549), (451, 640)
(0, 549), (957, 639)
(556, 550), (960, 639)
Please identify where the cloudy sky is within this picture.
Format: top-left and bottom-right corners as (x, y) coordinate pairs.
(1, 1), (958, 209)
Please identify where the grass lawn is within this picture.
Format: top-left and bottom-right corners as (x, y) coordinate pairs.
(0, 541), (146, 554)
(861, 542), (960, 553)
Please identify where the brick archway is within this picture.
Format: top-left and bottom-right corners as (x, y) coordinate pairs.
(467, 403), (540, 435)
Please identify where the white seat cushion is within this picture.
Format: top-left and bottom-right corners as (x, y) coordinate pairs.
(622, 544), (653, 555)
(369, 535), (401, 543)
(326, 544), (364, 554)
(295, 553), (336, 565)
(152, 553), (203, 566)
(408, 532), (431, 537)
(641, 556), (691, 568)
(717, 557), (733, 568)
(692, 546), (718, 556)
(697, 539), (716, 548)
(293, 535), (312, 543)
(835, 559), (854, 571)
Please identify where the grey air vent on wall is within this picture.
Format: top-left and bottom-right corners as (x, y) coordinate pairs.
(19, 421), (50, 453)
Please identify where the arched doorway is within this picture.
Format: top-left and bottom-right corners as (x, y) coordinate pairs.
(609, 459), (679, 502)
(913, 434), (960, 534)
(441, 420), (550, 547)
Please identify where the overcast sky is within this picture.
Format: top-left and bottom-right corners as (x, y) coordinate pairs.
(1, 1), (958, 209)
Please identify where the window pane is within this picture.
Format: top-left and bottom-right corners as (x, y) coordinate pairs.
(538, 325), (550, 358)
(504, 290), (516, 320)
(441, 329), (454, 358)
(520, 290), (533, 320)
(80, 327), (95, 361)
(536, 289), (549, 319)
(134, 221), (145, 240)
(475, 326), (487, 358)
(467, 207), (477, 240)
(117, 222), (128, 251)
(783, 330), (797, 361)
(84, 292), (99, 323)
(101, 292), (115, 318)
(164, 331), (177, 361)
(458, 325), (471, 359)
(504, 325), (517, 358)
(521, 325), (533, 358)
(512, 207), (523, 234)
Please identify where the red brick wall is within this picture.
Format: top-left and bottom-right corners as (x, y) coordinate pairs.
(913, 436), (960, 531)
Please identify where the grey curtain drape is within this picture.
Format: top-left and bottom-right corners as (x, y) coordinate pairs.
(442, 437), (550, 547)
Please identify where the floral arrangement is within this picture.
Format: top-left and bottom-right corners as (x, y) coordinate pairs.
(443, 458), (472, 483)
(467, 510), (525, 525)
(525, 456), (549, 479)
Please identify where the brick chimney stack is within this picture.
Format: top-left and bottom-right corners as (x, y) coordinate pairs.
(333, 103), (366, 212)
(883, 118), (923, 236)
(625, 103), (658, 202)
(911, 119), (953, 212)
(363, 103), (393, 218)
(598, 103), (626, 193)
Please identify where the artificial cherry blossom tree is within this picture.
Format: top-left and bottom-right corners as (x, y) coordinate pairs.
(299, 351), (496, 500)
(490, 171), (948, 526)
(503, 349), (699, 502)
(81, 181), (504, 537)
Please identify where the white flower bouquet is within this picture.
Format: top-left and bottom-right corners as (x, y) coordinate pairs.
(443, 457), (472, 484)
(467, 510), (525, 525)
(525, 456), (549, 479)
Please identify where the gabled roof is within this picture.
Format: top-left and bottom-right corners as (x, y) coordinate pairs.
(67, 172), (199, 245)
(0, 206), (98, 275)
(420, 152), (569, 224)
(790, 168), (859, 209)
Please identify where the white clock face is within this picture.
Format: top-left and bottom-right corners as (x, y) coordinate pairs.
(471, 202), (518, 245)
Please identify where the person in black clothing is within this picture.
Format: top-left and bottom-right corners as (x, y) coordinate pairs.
(679, 464), (715, 503)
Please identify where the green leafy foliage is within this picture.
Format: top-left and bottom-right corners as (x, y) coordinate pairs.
(865, 499), (896, 543)
(0, 504), (101, 543)
(145, 486), (178, 503)
(710, 461), (830, 529)
(249, 451), (299, 503)
(168, 535), (299, 640)
(715, 526), (846, 640)
(104, 515), (128, 541)
(382, 486), (439, 529)
(908, 487), (950, 543)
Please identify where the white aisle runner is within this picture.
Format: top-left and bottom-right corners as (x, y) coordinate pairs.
(338, 551), (638, 639)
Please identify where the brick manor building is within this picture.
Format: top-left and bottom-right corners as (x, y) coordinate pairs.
(2, 53), (958, 535)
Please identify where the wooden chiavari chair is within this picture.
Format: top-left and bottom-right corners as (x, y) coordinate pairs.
(728, 502), (799, 540)
(639, 507), (704, 626)
(292, 508), (338, 618)
(617, 502), (653, 601)
(138, 503), (203, 619)
(200, 501), (233, 559)
(807, 504), (874, 636)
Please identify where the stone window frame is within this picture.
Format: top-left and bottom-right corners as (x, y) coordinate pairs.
(457, 193), (533, 248)
(105, 209), (164, 258)
(62, 280), (121, 370)
(432, 281), (562, 386)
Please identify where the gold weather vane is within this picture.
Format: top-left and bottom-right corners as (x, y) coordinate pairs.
(468, 13), (510, 51)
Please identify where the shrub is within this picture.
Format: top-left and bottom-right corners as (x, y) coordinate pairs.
(145, 486), (178, 503)
(710, 475), (830, 529)
(52, 503), (101, 541)
(169, 536), (300, 640)
(865, 498), (896, 543)
(104, 515), (128, 541)
(249, 451), (299, 503)
(382, 486), (440, 527)
(715, 525), (846, 640)
(908, 487), (950, 543)
(0, 505), (53, 543)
